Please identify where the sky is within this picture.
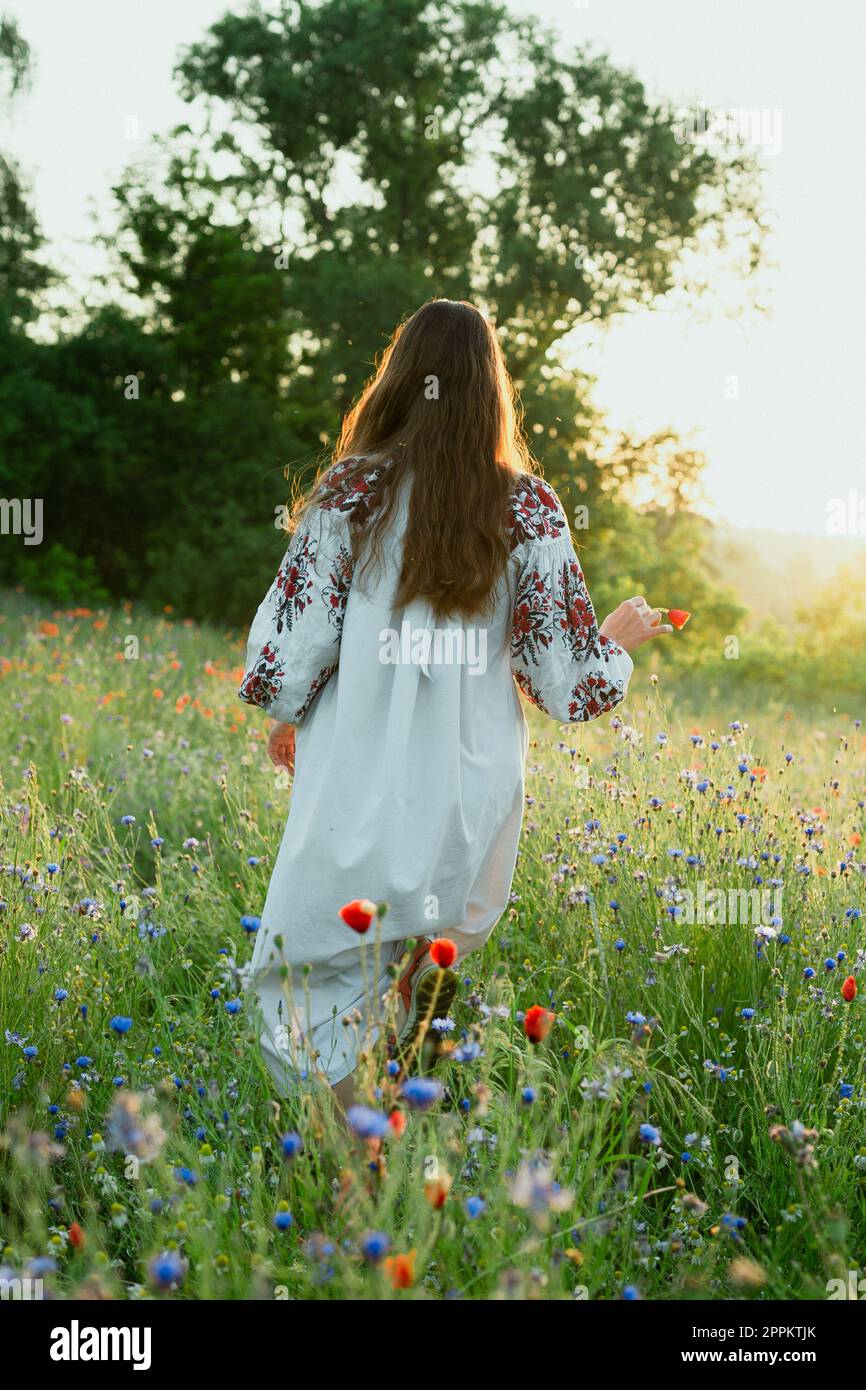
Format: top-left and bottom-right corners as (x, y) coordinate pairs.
(2, 0), (865, 538)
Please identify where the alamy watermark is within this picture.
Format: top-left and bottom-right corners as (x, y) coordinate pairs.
(673, 105), (783, 156)
(826, 491), (866, 536)
(379, 621), (487, 675)
(1, 1274), (44, 1300)
(668, 882), (782, 927)
(0, 497), (42, 545)
(827, 1270), (866, 1299)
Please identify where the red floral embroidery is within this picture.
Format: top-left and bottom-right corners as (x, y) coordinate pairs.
(512, 558), (603, 667)
(321, 546), (353, 630)
(239, 642), (285, 710)
(510, 478), (628, 722)
(509, 474), (567, 548)
(555, 559), (599, 659)
(512, 566), (554, 666)
(318, 457), (384, 525)
(294, 663), (337, 720)
(274, 533), (317, 634)
(568, 673), (625, 721)
(513, 667), (550, 713)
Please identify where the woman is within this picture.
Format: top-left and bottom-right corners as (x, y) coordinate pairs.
(239, 298), (670, 1108)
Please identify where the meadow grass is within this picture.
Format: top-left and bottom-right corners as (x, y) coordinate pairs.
(1, 594), (864, 1301)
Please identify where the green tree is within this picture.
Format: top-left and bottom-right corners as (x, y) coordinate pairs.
(2, 0), (765, 634)
(0, 16), (51, 323)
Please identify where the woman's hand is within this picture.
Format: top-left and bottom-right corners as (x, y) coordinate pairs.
(599, 596), (672, 653)
(267, 722), (296, 775)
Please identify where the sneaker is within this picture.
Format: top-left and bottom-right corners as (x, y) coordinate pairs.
(391, 938), (458, 1073)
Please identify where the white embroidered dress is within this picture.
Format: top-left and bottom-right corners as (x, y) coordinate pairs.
(239, 461), (633, 1087)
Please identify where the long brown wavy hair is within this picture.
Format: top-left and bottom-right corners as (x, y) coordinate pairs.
(297, 298), (536, 618)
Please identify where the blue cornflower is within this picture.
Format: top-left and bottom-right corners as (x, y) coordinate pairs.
(361, 1231), (390, 1263)
(148, 1251), (185, 1289)
(240, 915), (261, 933)
(346, 1106), (389, 1139)
(273, 1208), (294, 1231)
(465, 1196), (486, 1219)
(281, 1131), (303, 1159)
(721, 1213), (747, 1238)
(225, 999), (243, 1014)
(110, 1015), (132, 1034)
(740, 1008), (755, 1019)
(401, 1078), (443, 1111)
(639, 1123), (661, 1146)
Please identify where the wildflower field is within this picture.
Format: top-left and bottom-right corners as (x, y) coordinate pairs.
(2, 595), (865, 1302)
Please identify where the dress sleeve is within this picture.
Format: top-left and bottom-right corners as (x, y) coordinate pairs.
(238, 505), (352, 724)
(510, 499), (633, 723)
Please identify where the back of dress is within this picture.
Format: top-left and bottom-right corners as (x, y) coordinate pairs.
(239, 458), (632, 1087)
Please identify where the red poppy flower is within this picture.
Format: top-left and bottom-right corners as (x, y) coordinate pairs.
(424, 1172), (452, 1209)
(384, 1250), (416, 1288)
(842, 975), (857, 1003)
(523, 1004), (555, 1043)
(667, 609), (691, 630)
(68, 1221), (86, 1250)
(429, 938), (457, 968)
(339, 898), (377, 933)
(388, 1109), (406, 1138)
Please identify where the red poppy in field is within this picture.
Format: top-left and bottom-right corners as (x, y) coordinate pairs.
(523, 1004), (555, 1043)
(339, 898), (378, 933)
(667, 609), (691, 630)
(383, 1250), (416, 1288)
(387, 1109), (406, 1138)
(429, 938), (457, 968)
(424, 1172), (452, 1209)
(68, 1222), (86, 1250)
(842, 975), (857, 1003)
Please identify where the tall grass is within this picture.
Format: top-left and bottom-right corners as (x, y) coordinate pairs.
(1, 595), (864, 1299)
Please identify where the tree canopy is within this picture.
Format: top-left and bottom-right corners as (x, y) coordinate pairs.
(2, 0), (765, 643)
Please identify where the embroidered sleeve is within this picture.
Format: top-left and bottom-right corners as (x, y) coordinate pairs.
(239, 507), (352, 724)
(509, 479), (633, 722)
